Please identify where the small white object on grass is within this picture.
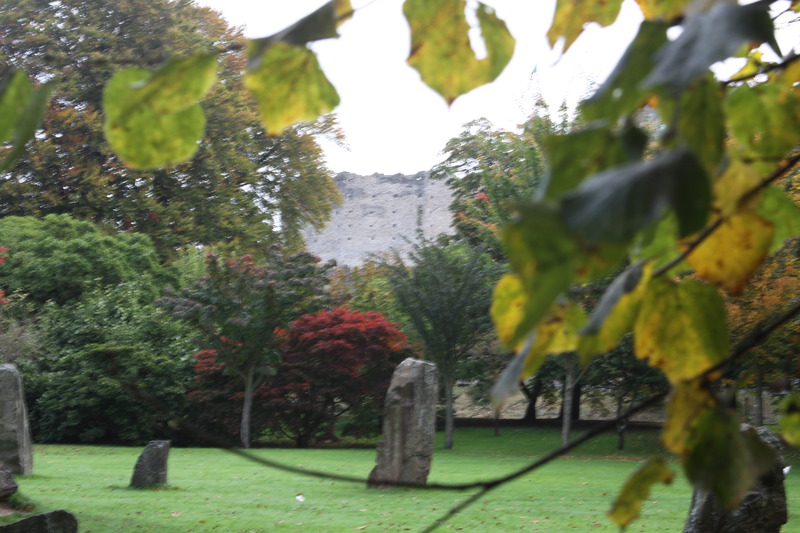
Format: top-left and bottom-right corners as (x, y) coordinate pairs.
(296, 494), (305, 502)
(783, 466), (791, 476)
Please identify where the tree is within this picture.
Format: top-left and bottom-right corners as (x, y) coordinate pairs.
(0, 214), (173, 305)
(20, 280), (195, 444)
(156, 248), (332, 448)
(260, 308), (410, 447)
(386, 240), (504, 449)
(0, 0), (341, 257)
(430, 104), (562, 259)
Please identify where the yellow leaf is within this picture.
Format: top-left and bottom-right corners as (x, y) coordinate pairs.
(547, 0), (624, 53)
(685, 211), (774, 294)
(634, 0), (685, 21)
(404, 0), (515, 104)
(578, 262), (652, 364)
(713, 155), (764, 216)
(491, 273), (527, 350)
(661, 379), (715, 454)
(778, 394), (800, 446)
(633, 278), (728, 383)
(608, 457), (675, 528)
(245, 42), (339, 134)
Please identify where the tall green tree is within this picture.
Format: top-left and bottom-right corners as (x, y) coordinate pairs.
(157, 248), (332, 448)
(386, 240), (504, 449)
(0, 0), (340, 257)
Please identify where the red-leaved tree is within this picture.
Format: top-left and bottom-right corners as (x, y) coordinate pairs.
(263, 308), (411, 448)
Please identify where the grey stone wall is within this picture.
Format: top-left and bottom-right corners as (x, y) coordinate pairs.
(304, 172), (454, 267)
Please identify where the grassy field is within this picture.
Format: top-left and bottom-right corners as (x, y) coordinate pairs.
(4, 427), (799, 532)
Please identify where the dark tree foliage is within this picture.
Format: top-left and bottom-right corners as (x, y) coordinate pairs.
(157, 248), (333, 447)
(386, 240), (504, 449)
(261, 308), (410, 447)
(0, 0), (340, 257)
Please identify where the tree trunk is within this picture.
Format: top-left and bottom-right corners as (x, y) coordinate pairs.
(570, 381), (581, 421)
(240, 372), (255, 449)
(561, 353), (578, 447)
(756, 366), (764, 427)
(616, 398), (626, 451)
(521, 377), (541, 422)
(444, 381), (455, 450)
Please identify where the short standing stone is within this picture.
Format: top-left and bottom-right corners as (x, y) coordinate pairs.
(368, 358), (438, 488)
(0, 464), (17, 500)
(683, 425), (787, 533)
(130, 440), (170, 488)
(0, 364), (33, 475)
(0, 510), (78, 533)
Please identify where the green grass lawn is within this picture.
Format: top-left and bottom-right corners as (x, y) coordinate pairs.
(4, 427), (799, 532)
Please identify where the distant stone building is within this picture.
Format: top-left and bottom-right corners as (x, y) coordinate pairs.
(303, 172), (454, 267)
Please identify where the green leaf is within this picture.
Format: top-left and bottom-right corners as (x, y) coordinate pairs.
(541, 121), (646, 200)
(104, 68), (207, 169)
(726, 82), (800, 162)
(756, 185), (800, 253)
(581, 21), (668, 122)
(245, 42), (340, 134)
(657, 75), (725, 175)
(577, 261), (650, 363)
(644, 2), (779, 92)
(633, 277), (728, 383)
(683, 408), (775, 509)
(559, 148), (711, 244)
(404, 0), (514, 104)
(501, 202), (581, 344)
(0, 71), (32, 143)
(0, 74), (54, 172)
(778, 394), (800, 447)
(128, 53), (218, 113)
(247, 0), (351, 70)
(547, 0), (623, 53)
(608, 457), (675, 528)
(631, 212), (691, 273)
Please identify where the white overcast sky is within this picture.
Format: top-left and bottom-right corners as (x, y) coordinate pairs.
(191, 0), (796, 175)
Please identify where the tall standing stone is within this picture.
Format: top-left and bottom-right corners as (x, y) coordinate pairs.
(368, 358), (438, 488)
(0, 364), (33, 475)
(130, 440), (170, 488)
(683, 426), (787, 533)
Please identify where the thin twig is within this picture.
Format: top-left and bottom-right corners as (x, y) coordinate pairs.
(723, 52), (800, 86)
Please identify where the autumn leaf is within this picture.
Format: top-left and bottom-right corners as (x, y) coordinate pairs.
(685, 211), (774, 294)
(778, 394), (800, 447)
(633, 277), (728, 383)
(104, 54), (218, 169)
(404, 0), (514, 104)
(608, 457), (675, 528)
(547, 0), (624, 53)
(756, 185), (800, 253)
(578, 262), (651, 364)
(661, 379), (715, 454)
(635, 0), (685, 21)
(245, 42), (340, 134)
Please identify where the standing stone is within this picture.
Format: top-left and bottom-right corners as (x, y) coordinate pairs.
(683, 426), (787, 533)
(0, 464), (17, 500)
(0, 510), (78, 533)
(130, 440), (170, 488)
(0, 365), (33, 475)
(368, 358), (438, 488)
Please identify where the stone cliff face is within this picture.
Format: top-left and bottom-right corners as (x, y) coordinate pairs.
(303, 171), (453, 267)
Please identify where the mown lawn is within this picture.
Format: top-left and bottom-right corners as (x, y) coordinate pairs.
(4, 427), (799, 532)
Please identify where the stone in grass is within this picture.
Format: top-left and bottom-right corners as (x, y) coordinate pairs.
(683, 426), (787, 533)
(0, 465), (16, 501)
(0, 364), (33, 475)
(130, 440), (170, 488)
(0, 510), (78, 533)
(368, 358), (438, 488)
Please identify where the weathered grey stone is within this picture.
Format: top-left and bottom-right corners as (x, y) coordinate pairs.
(0, 365), (32, 475)
(0, 510), (78, 533)
(368, 358), (438, 488)
(304, 172), (454, 267)
(130, 440), (170, 488)
(683, 426), (787, 533)
(0, 464), (16, 501)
